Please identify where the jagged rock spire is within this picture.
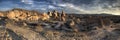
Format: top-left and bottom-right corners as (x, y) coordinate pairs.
(61, 10), (66, 21)
(53, 10), (59, 19)
(40, 12), (50, 21)
(47, 11), (52, 17)
(61, 10), (66, 17)
(0, 12), (4, 17)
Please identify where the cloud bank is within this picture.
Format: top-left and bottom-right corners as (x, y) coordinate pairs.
(0, 0), (120, 15)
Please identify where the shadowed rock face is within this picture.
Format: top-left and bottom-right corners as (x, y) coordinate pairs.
(0, 8), (120, 40)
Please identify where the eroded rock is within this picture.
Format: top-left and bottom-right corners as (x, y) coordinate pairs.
(0, 12), (4, 17)
(40, 12), (50, 21)
(6, 9), (40, 21)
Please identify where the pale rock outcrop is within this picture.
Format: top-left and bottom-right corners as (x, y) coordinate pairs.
(6, 9), (52, 21)
(7, 11), (17, 19)
(40, 12), (50, 21)
(53, 10), (59, 19)
(47, 11), (52, 17)
(27, 15), (39, 21)
(7, 10), (26, 21)
(7, 9), (41, 21)
(0, 12), (4, 17)
(61, 11), (66, 21)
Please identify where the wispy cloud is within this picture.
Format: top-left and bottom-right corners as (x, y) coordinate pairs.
(55, 0), (120, 15)
(0, 0), (120, 15)
(21, 0), (34, 4)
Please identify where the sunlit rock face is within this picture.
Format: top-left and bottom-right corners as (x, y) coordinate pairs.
(40, 12), (50, 21)
(6, 8), (51, 21)
(7, 10), (22, 20)
(27, 15), (40, 21)
(6, 9), (39, 21)
(7, 9), (27, 21)
(0, 12), (4, 17)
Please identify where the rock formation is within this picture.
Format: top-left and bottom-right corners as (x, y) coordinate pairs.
(53, 10), (59, 19)
(47, 11), (52, 17)
(0, 8), (120, 40)
(0, 12), (4, 17)
(61, 11), (66, 21)
(27, 15), (39, 21)
(40, 12), (50, 21)
(6, 8), (49, 21)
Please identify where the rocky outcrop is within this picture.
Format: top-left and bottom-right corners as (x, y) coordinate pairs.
(27, 15), (40, 21)
(6, 9), (40, 21)
(0, 8), (68, 21)
(39, 12), (50, 21)
(61, 11), (66, 21)
(0, 12), (4, 17)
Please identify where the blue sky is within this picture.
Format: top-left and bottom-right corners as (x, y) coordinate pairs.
(0, 0), (120, 15)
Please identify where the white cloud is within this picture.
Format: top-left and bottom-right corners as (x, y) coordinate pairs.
(48, 5), (55, 9)
(21, 0), (34, 4)
(56, 2), (120, 15)
(0, 0), (120, 15)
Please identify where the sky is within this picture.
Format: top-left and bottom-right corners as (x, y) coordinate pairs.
(0, 0), (120, 15)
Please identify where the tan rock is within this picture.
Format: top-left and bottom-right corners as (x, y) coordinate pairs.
(0, 12), (4, 17)
(6, 9), (50, 21)
(70, 20), (79, 32)
(7, 10), (21, 21)
(27, 15), (39, 21)
(77, 18), (80, 21)
(70, 20), (75, 26)
(13, 10), (21, 17)
(18, 16), (26, 20)
(7, 9), (37, 21)
(7, 11), (16, 19)
(53, 10), (58, 18)
(47, 11), (52, 16)
(61, 11), (66, 17)
(40, 12), (50, 21)
(19, 13), (27, 20)
(61, 11), (66, 21)
(61, 17), (66, 21)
